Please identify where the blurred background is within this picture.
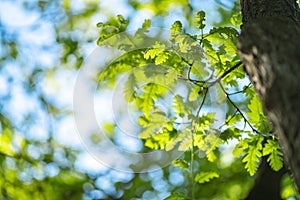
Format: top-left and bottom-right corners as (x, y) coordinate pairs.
(0, 0), (265, 199)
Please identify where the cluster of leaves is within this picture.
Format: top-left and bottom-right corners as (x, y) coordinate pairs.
(2, 0), (298, 199)
(95, 9), (287, 199)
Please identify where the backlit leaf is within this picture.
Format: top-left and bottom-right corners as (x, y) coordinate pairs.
(263, 139), (283, 171)
(172, 159), (189, 170)
(195, 171), (219, 184)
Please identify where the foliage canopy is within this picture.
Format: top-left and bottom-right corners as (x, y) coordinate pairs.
(0, 0), (299, 199)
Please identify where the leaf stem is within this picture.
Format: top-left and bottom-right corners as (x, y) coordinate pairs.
(190, 88), (208, 200)
(179, 57), (206, 87)
(191, 134), (195, 200)
(196, 88), (208, 118)
(219, 109), (239, 129)
(228, 83), (252, 96)
(218, 82), (260, 133)
(208, 61), (242, 87)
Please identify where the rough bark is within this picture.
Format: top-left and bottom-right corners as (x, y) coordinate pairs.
(238, 0), (300, 191)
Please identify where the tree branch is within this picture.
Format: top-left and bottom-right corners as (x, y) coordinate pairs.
(208, 61), (242, 87)
(218, 82), (260, 133)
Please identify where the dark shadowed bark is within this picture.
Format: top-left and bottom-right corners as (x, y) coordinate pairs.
(237, 0), (300, 192)
(245, 156), (288, 200)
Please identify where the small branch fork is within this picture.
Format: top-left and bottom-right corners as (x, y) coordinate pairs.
(228, 83), (252, 96)
(207, 61), (242, 87)
(180, 57), (243, 88)
(179, 58), (261, 200)
(181, 59), (261, 134)
(218, 82), (259, 133)
(178, 57), (207, 87)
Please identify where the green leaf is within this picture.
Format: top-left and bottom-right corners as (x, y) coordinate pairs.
(194, 132), (220, 162)
(281, 174), (298, 199)
(144, 138), (159, 149)
(0, 129), (15, 157)
(230, 12), (242, 27)
(155, 52), (169, 64)
(142, 19), (151, 28)
(206, 150), (217, 162)
(170, 21), (182, 41)
(247, 95), (272, 133)
(195, 171), (219, 184)
(136, 83), (163, 117)
(137, 116), (149, 126)
(124, 73), (137, 102)
(242, 135), (264, 176)
(178, 134), (192, 151)
(174, 34), (198, 53)
(144, 42), (166, 60)
(165, 192), (186, 200)
(233, 140), (249, 157)
(216, 82), (227, 104)
(208, 27), (238, 38)
(171, 21), (182, 32)
(144, 48), (163, 60)
(196, 113), (216, 131)
(165, 133), (185, 151)
(173, 95), (191, 117)
(142, 65), (177, 87)
(139, 112), (169, 139)
(263, 139), (283, 171)
(196, 11), (206, 29)
(247, 95), (262, 123)
(224, 112), (243, 126)
(220, 127), (241, 142)
(242, 145), (261, 176)
(147, 128), (177, 150)
(97, 15), (129, 45)
(190, 60), (210, 80)
(258, 116), (272, 133)
(188, 86), (199, 102)
(172, 159), (189, 170)
(245, 85), (255, 97)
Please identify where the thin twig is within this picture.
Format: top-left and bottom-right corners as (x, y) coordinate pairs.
(228, 83), (252, 96)
(219, 109), (238, 129)
(178, 75), (206, 87)
(218, 82), (259, 133)
(190, 88), (208, 200)
(208, 61), (242, 87)
(180, 57), (206, 86)
(196, 88), (208, 118)
(173, 121), (192, 125)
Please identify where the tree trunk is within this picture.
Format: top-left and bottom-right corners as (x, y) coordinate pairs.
(246, 156), (287, 200)
(237, 0), (300, 191)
